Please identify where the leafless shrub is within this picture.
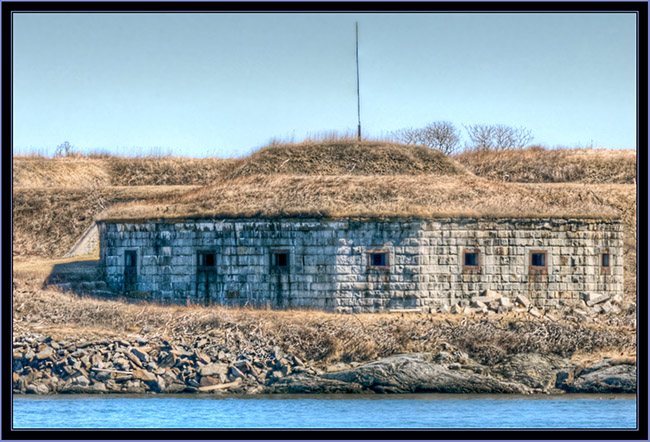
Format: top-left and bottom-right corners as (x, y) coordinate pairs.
(54, 141), (78, 158)
(392, 121), (461, 155)
(465, 124), (533, 151)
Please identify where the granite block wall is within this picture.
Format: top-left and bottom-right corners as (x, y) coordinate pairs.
(97, 217), (623, 312)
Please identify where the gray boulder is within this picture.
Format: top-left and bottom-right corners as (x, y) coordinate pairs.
(569, 365), (636, 393)
(26, 383), (49, 395)
(489, 353), (572, 391)
(322, 354), (531, 394)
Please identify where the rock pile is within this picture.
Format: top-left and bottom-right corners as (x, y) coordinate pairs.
(12, 333), (311, 396)
(441, 290), (634, 324)
(13, 333), (636, 396)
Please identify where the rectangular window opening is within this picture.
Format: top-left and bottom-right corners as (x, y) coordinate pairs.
(124, 250), (137, 293)
(272, 252), (289, 267)
(371, 253), (386, 267)
(601, 252), (610, 268)
(463, 250), (480, 269)
(601, 252), (611, 274)
(367, 250), (389, 269)
(198, 251), (216, 268)
(530, 250), (547, 271)
(125, 250), (137, 268)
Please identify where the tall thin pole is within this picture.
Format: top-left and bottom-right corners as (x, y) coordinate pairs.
(355, 21), (361, 141)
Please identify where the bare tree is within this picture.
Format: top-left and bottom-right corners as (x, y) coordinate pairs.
(392, 121), (461, 155)
(392, 127), (422, 146)
(465, 124), (533, 151)
(464, 124), (495, 151)
(493, 125), (534, 150)
(54, 141), (77, 157)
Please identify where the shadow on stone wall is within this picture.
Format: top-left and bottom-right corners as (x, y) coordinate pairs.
(44, 259), (158, 305)
(44, 259), (114, 298)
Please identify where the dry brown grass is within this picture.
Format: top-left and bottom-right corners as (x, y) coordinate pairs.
(13, 280), (636, 365)
(13, 157), (112, 188)
(13, 155), (235, 188)
(12, 186), (198, 258)
(106, 157), (237, 186)
(13, 255), (99, 279)
(455, 146), (636, 184)
(101, 175), (629, 221)
(227, 139), (469, 178)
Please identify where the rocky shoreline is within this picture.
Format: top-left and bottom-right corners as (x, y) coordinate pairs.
(13, 333), (636, 396)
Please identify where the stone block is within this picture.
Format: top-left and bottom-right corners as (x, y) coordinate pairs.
(498, 297), (512, 309)
(583, 292), (610, 307)
(472, 290), (500, 303)
(600, 301), (615, 314)
(199, 363), (229, 377)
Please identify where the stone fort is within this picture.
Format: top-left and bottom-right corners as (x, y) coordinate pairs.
(97, 216), (623, 313)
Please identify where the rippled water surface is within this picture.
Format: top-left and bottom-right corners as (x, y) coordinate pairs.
(13, 394), (636, 429)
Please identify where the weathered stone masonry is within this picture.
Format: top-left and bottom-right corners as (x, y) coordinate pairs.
(97, 217), (623, 313)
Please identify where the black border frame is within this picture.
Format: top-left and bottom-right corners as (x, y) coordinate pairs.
(3, 1), (647, 440)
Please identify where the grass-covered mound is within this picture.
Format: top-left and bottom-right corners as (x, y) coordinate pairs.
(13, 155), (236, 188)
(226, 139), (469, 178)
(455, 146), (636, 184)
(101, 175), (629, 221)
(12, 186), (199, 258)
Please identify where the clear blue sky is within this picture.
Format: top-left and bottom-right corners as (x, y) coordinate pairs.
(13, 12), (637, 158)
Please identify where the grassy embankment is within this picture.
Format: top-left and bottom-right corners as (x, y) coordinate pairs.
(12, 139), (637, 365)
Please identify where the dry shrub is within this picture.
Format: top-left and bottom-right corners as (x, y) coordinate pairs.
(433, 319), (635, 364)
(455, 146), (636, 184)
(470, 344), (508, 366)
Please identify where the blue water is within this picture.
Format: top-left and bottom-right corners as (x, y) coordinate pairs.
(13, 394), (636, 429)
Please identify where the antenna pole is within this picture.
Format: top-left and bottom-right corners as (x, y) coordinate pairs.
(356, 21), (361, 141)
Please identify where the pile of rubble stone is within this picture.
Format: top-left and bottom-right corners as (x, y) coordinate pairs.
(12, 333), (312, 396)
(440, 290), (634, 324)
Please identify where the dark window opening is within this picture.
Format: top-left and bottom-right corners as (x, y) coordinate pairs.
(464, 252), (479, 267)
(531, 253), (545, 267)
(601, 252), (611, 274)
(367, 250), (389, 269)
(530, 251), (547, 269)
(125, 250), (137, 268)
(601, 252), (610, 268)
(273, 252), (289, 267)
(198, 251), (216, 268)
(371, 253), (386, 267)
(124, 250), (137, 293)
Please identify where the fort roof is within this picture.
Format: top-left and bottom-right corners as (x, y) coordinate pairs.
(98, 139), (625, 222)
